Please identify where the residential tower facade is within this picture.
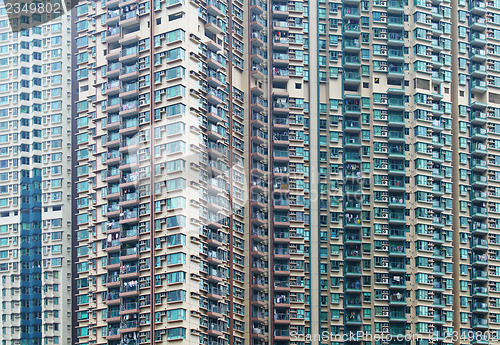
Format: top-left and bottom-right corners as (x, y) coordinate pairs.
(73, 0), (500, 345)
(0, 7), (74, 345)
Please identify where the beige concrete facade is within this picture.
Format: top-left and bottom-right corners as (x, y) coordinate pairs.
(74, 0), (500, 345)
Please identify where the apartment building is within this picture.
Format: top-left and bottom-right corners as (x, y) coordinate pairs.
(74, 0), (500, 344)
(0, 8), (74, 345)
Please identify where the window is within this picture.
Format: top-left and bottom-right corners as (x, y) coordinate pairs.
(165, 29), (185, 43)
(166, 252), (186, 265)
(166, 327), (186, 340)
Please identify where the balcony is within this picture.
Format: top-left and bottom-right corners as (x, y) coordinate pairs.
(272, 117), (289, 128)
(433, 281), (445, 291)
(250, 0), (264, 13)
(471, 206), (488, 219)
(472, 254), (488, 266)
(389, 293), (406, 305)
(471, 221), (488, 235)
(344, 23), (360, 37)
(471, 31), (487, 47)
(106, 26), (121, 44)
(344, 232), (361, 243)
(344, 103), (361, 115)
(273, 214), (290, 226)
(472, 318), (488, 329)
(120, 64), (139, 82)
(471, 238), (488, 251)
(471, 175), (487, 188)
(431, 39), (443, 52)
(345, 186), (361, 197)
(272, 4), (289, 16)
(388, 212), (405, 224)
(345, 313), (362, 325)
(344, 152), (361, 163)
(388, 146), (405, 160)
(106, 238), (120, 252)
(471, 127), (487, 142)
(389, 229), (406, 240)
(386, 15), (404, 30)
(272, 53), (289, 65)
(343, 6), (360, 18)
(388, 179), (404, 191)
(345, 265), (362, 276)
(388, 311), (406, 322)
(345, 249), (362, 260)
(206, 0), (225, 16)
(250, 14), (265, 31)
(471, 48), (487, 62)
(471, 79), (487, 94)
(120, 246), (139, 261)
(206, 51), (226, 69)
(471, 111), (487, 125)
(344, 298), (361, 307)
(120, 101), (139, 117)
(345, 215), (362, 228)
(387, 0), (404, 13)
(388, 244), (405, 257)
(273, 281), (289, 291)
(433, 298), (445, 308)
(120, 320), (139, 333)
(388, 278), (405, 289)
(387, 32), (404, 46)
(472, 302), (488, 313)
(388, 163), (405, 175)
(388, 98), (405, 111)
(106, 309), (121, 323)
(472, 269), (488, 282)
(272, 132), (289, 145)
(471, 1), (487, 15)
(107, 8), (121, 25)
(120, 228), (139, 244)
(388, 130), (405, 143)
(344, 120), (360, 132)
(345, 280), (361, 291)
(344, 137), (361, 148)
(470, 16), (486, 31)
(106, 291), (121, 305)
(388, 114), (405, 126)
(387, 48), (404, 62)
(388, 64), (405, 78)
(389, 261), (406, 272)
(344, 71), (360, 85)
(471, 190), (487, 203)
(274, 330), (290, 341)
(119, 281), (139, 297)
(471, 142), (487, 156)
(119, 302), (139, 315)
(345, 201), (361, 211)
(120, 10), (140, 27)
(343, 39), (360, 52)
(273, 80), (288, 93)
(472, 286), (488, 298)
(205, 15), (226, 35)
(432, 168), (444, 180)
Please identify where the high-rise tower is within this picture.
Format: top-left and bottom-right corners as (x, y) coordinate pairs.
(0, 8), (73, 345)
(73, 0), (248, 343)
(74, 0), (500, 345)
